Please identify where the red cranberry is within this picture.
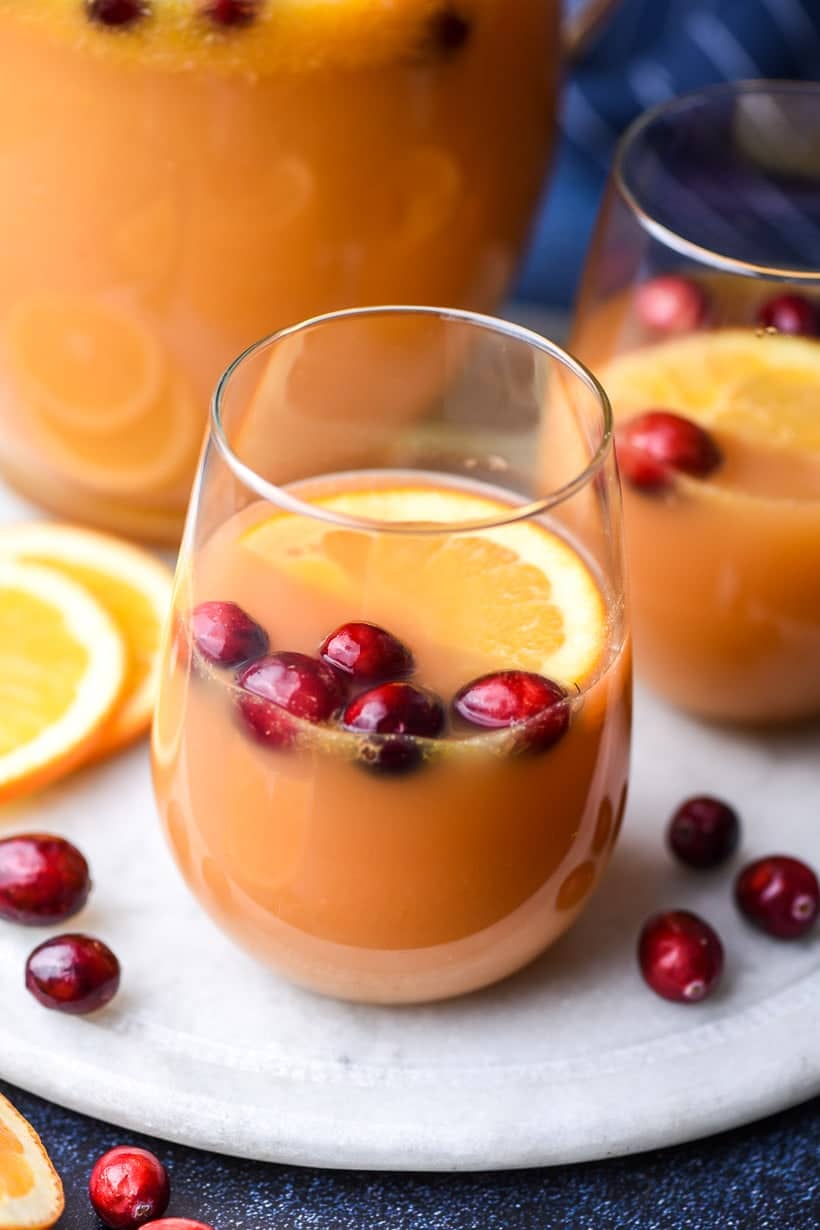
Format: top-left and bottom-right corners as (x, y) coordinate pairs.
(237, 652), (342, 748)
(735, 855), (819, 939)
(452, 670), (569, 752)
(667, 797), (740, 870)
(428, 6), (471, 53)
(756, 293), (817, 337)
(320, 622), (413, 684)
(25, 934), (120, 1015)
(89, 1146), (170, 1230)
(0, 834), (91, 924)
(87, 0), (147, 27)
(635, 275), (708, 334)
(191, 601), (268, 667)
(638, 910), (724, 1003)
(344, 682), (445, 774)
(143, 1223), (215, 1230)
(200, 0), (258, 26)
(616, 410), (722, 491)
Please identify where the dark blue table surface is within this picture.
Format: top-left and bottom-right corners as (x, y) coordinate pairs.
(3, 1079), (819, 1229)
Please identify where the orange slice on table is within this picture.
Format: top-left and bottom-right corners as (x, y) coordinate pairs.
(0, 524), (173, 757)
(241, 486), (606, 687)
(4, 295), (201, 498)
(0, 560), (125, 802)
(0, 1092), (64, 1230)
(601, 328), (820, 452)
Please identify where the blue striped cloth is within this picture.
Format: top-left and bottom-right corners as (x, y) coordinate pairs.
(516, 0), (820, 307)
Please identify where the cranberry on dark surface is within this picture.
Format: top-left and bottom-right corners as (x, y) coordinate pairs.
(89, 1146), (170, 1230)
(344, 682), (445, 774)
(237, 652), (342, 748)
(616, 410), (722, 492)
(667, 796), (740, 870)
(200, 0), (258, 26)
(735, 855), (819, 939)
(191, 601), (268, 667)
(87, 0), (148, 27)
(26, 934), (120, 1015)
(638, 910), (724, 1004)
(756, 293), (817, 337)
(0, 834), (91, 924)
(320, 621), (413, 684)
(142, 1222), (215, 1230)
(635, 275), (708, 335)
(452, 670), (569, 753)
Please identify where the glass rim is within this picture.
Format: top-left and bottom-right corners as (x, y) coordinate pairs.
(614, 78), (820, 283)
(210, 305), (614, 535)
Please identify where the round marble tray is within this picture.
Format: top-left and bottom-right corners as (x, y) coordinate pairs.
(1, 491), (819, 1171)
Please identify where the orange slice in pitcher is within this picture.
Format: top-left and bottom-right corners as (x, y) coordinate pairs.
(0, 1092), (64, 1230)
(5, 294), (163, 434)
(4, 295), (200, 498)
(242, 486), (605, 686)
(0, 525), (173, 756)
(0, 560), (125, 801)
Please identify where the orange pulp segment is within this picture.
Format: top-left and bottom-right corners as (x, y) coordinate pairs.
(0, 525), (173, 755)
(241, 485), (606, 686)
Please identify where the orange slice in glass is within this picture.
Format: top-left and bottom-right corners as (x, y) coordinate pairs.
(241, 485), (606, 687)
(602, 328), (820, 453)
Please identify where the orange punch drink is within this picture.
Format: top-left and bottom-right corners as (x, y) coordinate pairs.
(0, 0), (557, 541)
(152, 308), (631, 1003)
(573, 82), (820, 724)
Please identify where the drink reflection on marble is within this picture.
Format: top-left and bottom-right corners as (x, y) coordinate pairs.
(0, 0), (560, 540)
(152, 308), (631, 1003)
(572, 82), (820, 724)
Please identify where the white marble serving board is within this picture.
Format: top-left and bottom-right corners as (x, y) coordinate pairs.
(1, 362), (819, 1170)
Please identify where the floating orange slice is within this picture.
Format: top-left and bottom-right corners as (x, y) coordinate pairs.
(0, 524), (173, 757)
(5, 293), (163, 434)
(602, 328), (820, 452)
(4, 295), (201, 499)
(0, 560), (125, 801)
(242, 485), (606, 687)
(0, 1093), (64, 1230)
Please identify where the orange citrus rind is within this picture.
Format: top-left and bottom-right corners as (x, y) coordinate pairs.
(0, 524), (173, 757)
(241, 484), (606, 688)
(0, 1091), (64, 1230)
(0, 559), (125, 800)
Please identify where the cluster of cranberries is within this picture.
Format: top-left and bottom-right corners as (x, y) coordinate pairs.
(87, 0), (258, 28)
(88, 1145), (212, 1230)
(191, 601), (570, 773)
(85, 0), (473, 54)
(638, 794), (819, 1005)
(0, 834), (120, 1015)
(618, 276), (819, 494)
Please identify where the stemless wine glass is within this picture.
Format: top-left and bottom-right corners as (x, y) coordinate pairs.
(152, 306), (631, 1004)
(572, 81), (820, 724)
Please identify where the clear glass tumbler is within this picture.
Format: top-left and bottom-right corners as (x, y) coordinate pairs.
(573, 81), (820, 724)
(152, 306), (631, 1003)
